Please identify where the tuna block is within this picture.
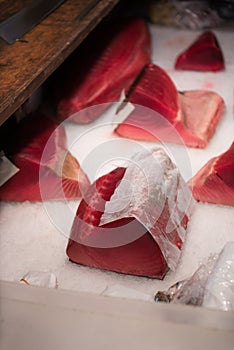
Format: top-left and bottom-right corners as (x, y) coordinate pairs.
(56, 18), (151, 123)
(189, 142), (234, 206)
(175, 31), (225, 72)
(115, 64), (225, 148)
(67, 148), (194, 278)
(0, 114), (89, 201)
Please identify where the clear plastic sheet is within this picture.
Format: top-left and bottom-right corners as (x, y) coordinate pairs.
(149, 0), (223, 29)
(155, 242), (234, 311)
(203, 241), (234, 311)
(171, 258), (216, 306)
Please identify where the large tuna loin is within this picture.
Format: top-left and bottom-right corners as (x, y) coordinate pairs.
(67, 148), (193, 278)
(189, 142), (234, 206)
(175, 31), (225, 72)
(0, 114), (89, 201)
(115, 63), (225, 148)
(56, 18), (151, 123)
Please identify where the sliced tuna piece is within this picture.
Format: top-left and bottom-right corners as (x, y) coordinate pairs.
(0, 114), (89, 202)
(175, 31), (225, 72)
(188, 142), (234, 206)
(56, 18), (151, 123)
(67, 148), (193, 278)
(177, 90), (225, 148)
(127, 64), (179, 123)
(115, 63), (225, 148)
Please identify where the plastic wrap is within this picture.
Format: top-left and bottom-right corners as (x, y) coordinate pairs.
(155, 242), (234, 310)
(203, 242), (234, 311)
(171, 258), (216, 306)
(149, 0), (223, 29)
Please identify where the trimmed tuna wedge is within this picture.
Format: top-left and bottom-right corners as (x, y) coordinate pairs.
(0, 114), (89, 202)
(56, 18), (151, 123)
(67, 148), (193, 278)
(189, 142), (234, 206)
(115, 64), (225, 148)
(175, 31), (225, 72)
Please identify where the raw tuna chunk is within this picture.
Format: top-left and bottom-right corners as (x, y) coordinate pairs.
(0, 114), (89, 201)
(189, 142), (234, 206)
(56, 18), (151, 123)
(175, 31), (225, 72)
(115, 64), (225, 148)
(67, 148), (193, 278)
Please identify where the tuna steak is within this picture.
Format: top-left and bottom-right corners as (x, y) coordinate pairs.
(56, 18), (151, 123)
(188, 142), (234, 206)
(175, 31), (225, 72)
(67, 148), (193, 278)
(0, 114), (89, 201)
(115, 64), (225, 148)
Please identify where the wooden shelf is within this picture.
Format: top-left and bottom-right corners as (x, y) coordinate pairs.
(0, 0), (120, 125)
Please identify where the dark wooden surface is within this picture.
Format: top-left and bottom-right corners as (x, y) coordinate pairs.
(0, 0), (120, 125)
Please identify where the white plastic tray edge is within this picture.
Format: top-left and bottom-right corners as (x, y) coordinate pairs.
(1, 280), (234, 329)
(1, 281), (234, 350)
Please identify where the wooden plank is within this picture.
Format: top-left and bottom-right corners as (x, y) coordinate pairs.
(0, 0), (119, 125)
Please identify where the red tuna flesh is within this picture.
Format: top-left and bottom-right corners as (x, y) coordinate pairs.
(115, 64), (225, 148)
(175, 31), (225, 72)
(56, 18), (151, 123)
(67, 148), (193, 278)
(189, 142), (234, 206)
(0, 114), (89, 201)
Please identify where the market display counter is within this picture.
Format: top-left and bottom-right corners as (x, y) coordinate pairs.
(0, 3), (234, 349)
